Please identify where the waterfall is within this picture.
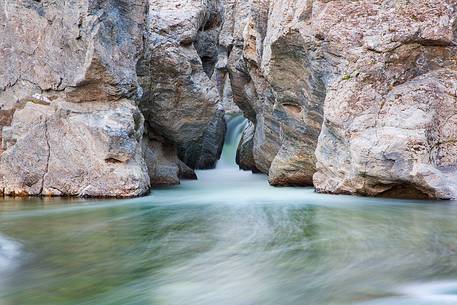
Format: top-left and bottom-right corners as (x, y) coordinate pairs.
(217, 115), (248, 168)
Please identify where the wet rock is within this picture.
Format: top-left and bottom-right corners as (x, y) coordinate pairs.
(142, 138), (180, 187)
(178, 160), (198, 180)
(236, 121), (258, 172)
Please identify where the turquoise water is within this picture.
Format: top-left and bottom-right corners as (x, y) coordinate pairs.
(1, 117), (457, 305)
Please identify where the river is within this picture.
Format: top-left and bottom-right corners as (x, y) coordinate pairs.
(1, 116), (457, 305)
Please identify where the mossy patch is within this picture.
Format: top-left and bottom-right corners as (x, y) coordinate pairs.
(342, 74), (351, 81)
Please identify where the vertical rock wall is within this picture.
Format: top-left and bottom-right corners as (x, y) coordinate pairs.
(0, 0), (226, 197)
(2, 0), (457, 200)
(219, 0), (335, 185)
(0, 0), (150, 197)
(312, 0), (457, 199)
(223, 0), (457, 199)
(138, 0), (226, 173)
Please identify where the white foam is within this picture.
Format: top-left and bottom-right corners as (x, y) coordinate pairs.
(399, 281), (457, 302)
(0, 235), (22, 271)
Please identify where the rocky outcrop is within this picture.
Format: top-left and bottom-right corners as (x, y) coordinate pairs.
(219, 0), (331, 184)
(0, 0), (225, 197)
(2, 0), (457, 200)
(313, 1), (457, 199)
(137, 0), (225, 170)
(219, 0), (281, 175)
(1, 100), (149, 197)
(0, 0), (150, 197)
(224, 0), (457, 199)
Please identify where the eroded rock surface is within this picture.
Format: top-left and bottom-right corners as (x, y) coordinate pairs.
(137, 0), (225, 170)
(222, 0), (457, 199)
(2, 0), (457, 200)
(1, 100), (149, 197)
(219, 0), (332, 184)
(313, 0), (457, 199)
(0, 0), (150, 197)
(0, 0), (225, 197)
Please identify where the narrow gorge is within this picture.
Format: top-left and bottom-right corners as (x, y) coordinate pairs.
(1, 0), (456, 200)
(3, 2), (457, 305)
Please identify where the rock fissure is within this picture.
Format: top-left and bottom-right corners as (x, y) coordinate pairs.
(39, 117), (51, 195)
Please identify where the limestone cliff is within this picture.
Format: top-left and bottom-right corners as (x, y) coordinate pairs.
(220, 0), (457, 199)
(218, 0), (332, 185)
(313, 0), (457, 199)
(138, 0), (226, 172)
(1, 0), (457, 200)
(0, 0), (225, 197)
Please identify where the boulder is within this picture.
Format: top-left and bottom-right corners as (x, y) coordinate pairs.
(1, 100), (149, 197)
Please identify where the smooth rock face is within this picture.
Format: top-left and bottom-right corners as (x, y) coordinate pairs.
(142, 135), (198, 186)
(137, 0), (225, 170)
(236, 121), (258, 172)
(142, 138), (180, 187)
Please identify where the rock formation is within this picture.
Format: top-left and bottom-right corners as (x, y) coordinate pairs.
(138, 0), (226, 171)
(0, 0), (225, 197)
(1, 0), (457, 200)
(313, 0), (457, 199)
(222, 0), (457, 199)
(218, 0), (332, 185)
(0, 0), (150, 197)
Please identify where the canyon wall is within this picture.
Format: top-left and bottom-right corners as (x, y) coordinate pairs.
(222, 0), (457, 199)
(219, 0), (334, 186)
(0, 0), (225, 197)
(1, 0), (457, 199)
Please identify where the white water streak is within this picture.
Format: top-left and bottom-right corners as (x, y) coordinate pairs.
(0, 235), (21, 271)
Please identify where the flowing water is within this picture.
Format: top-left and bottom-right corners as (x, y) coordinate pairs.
(2, 116), (457, 305)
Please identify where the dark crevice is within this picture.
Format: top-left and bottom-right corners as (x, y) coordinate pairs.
(39, 118), (51, 195)
(377, 184), (432, 200)
(105, 158), (123, 164)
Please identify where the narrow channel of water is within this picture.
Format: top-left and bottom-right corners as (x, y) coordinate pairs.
(217, 115), (247, 168)
(1, 116), (457, 305)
